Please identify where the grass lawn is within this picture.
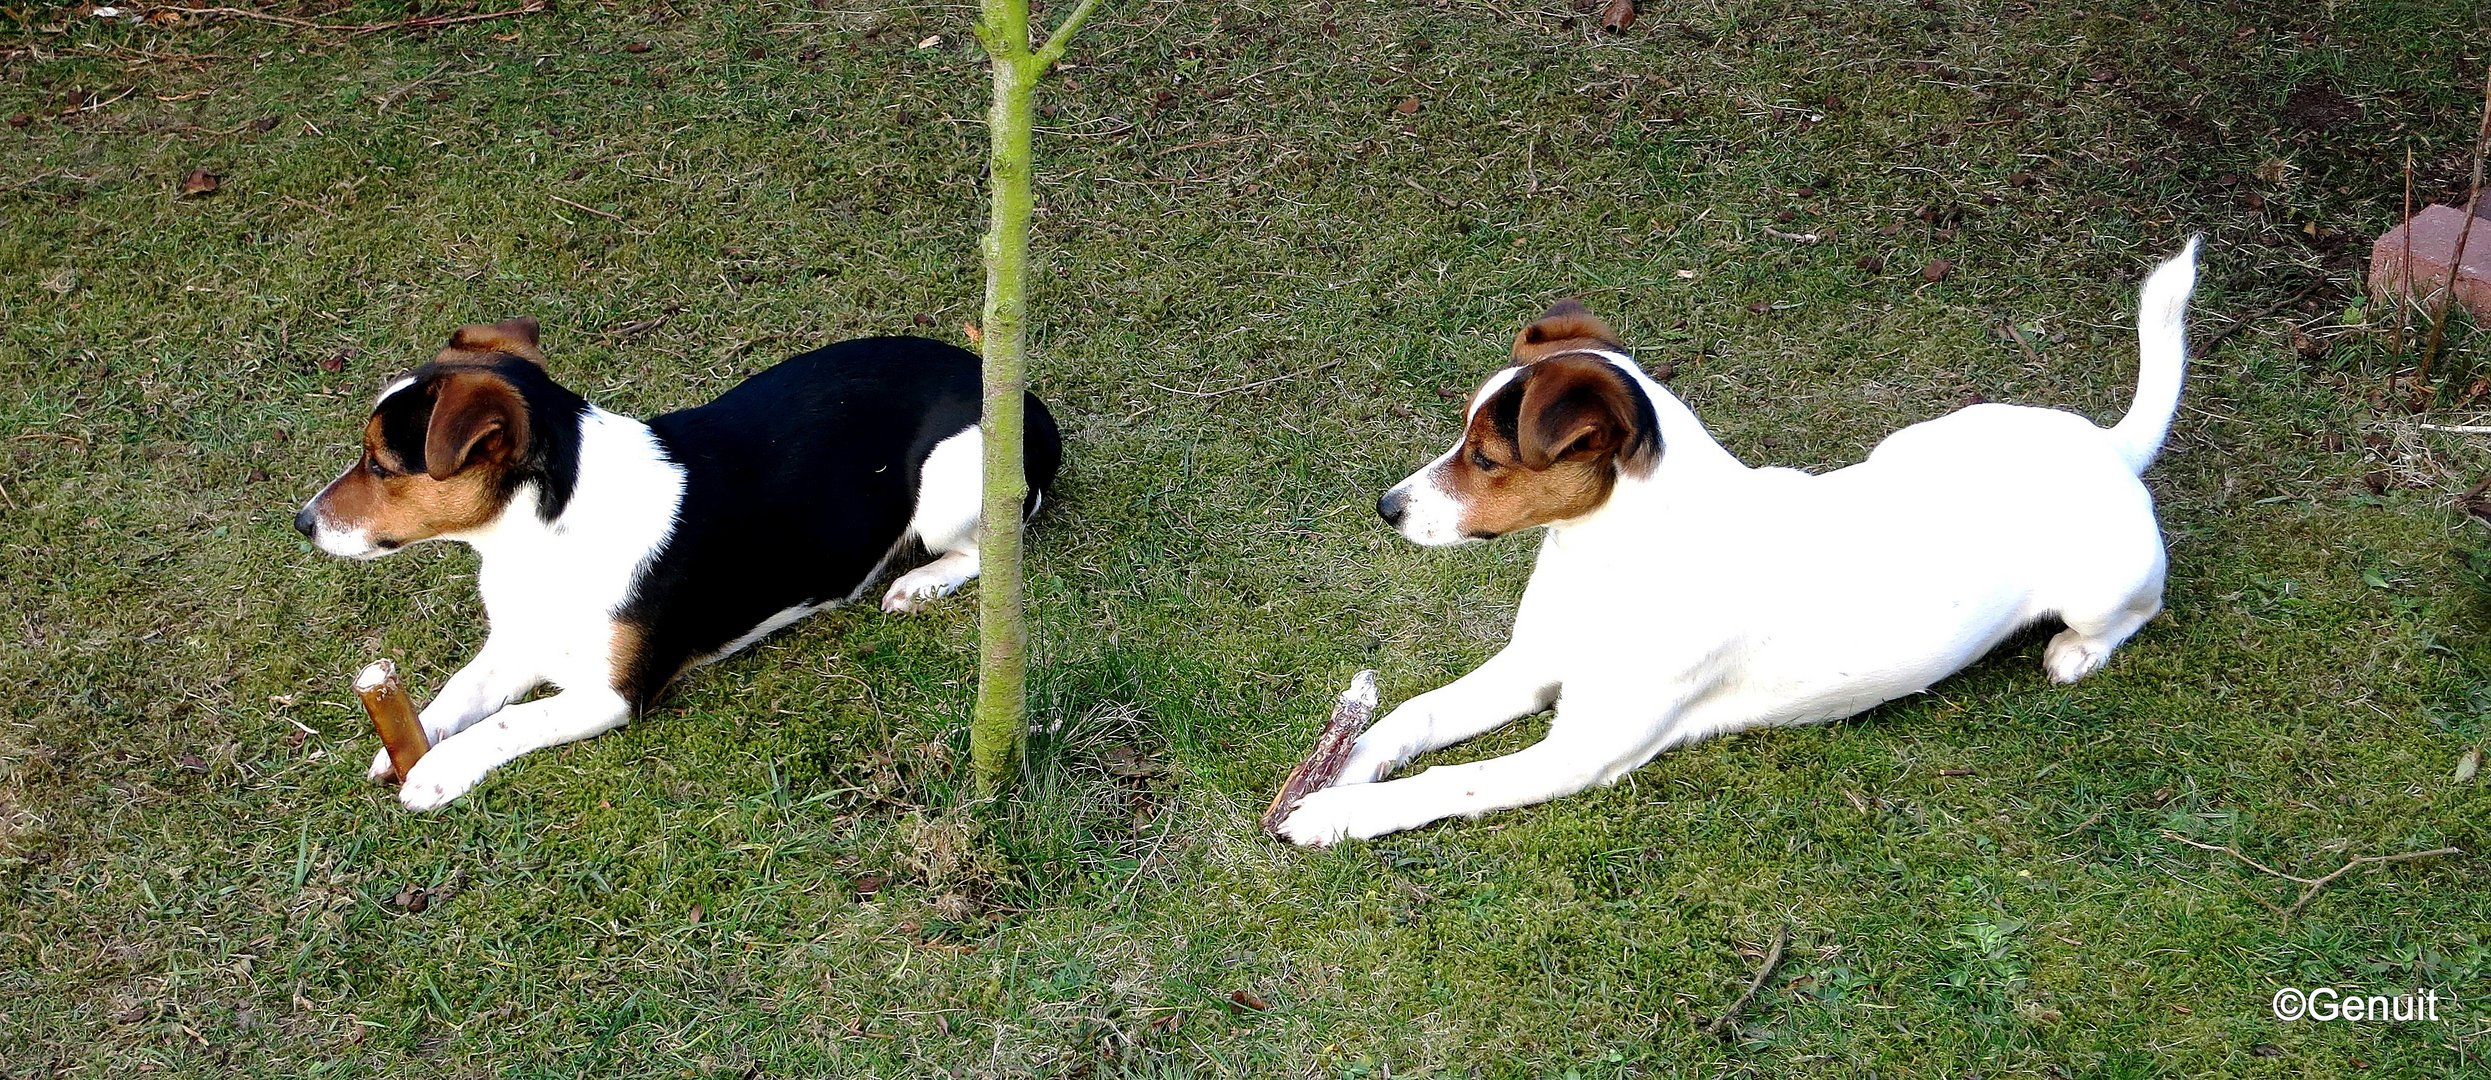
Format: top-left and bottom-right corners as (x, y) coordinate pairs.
(6, 0), (2491, 1074)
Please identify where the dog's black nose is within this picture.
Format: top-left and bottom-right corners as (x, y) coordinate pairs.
(1377, 489), (1408, 527)
(293, 507), (318, 539)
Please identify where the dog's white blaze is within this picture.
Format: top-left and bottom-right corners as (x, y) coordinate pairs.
(375, 376), (417, 405)
(1382, 366), (1525, 546)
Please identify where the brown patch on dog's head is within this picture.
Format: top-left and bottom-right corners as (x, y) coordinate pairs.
(1438, 356), (1660, 538)
(1512, 299), (1624, 365)
(437, 317), (545, 366)
(303, 368), (531, 552)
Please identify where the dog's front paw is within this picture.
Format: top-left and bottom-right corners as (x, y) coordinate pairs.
(2043, 629), (2111, 684)
(878, 580), (935, 614)
(397, 753), (484, 812)
(368, 745), (399, 784)
(1276, 784), (1398, 847)
(881, 555), (978, 614)
(1336, 742), (1399, 786)
(879, 575), (957, 614)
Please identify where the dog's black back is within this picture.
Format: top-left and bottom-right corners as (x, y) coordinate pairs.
(618, 335), (1061, 700)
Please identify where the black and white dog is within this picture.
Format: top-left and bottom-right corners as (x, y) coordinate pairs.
(296, 319), (1061, 809)
(1278, 241), (2201, 844)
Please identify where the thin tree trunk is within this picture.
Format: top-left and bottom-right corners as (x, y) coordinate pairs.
(970, 0), (1102, 796)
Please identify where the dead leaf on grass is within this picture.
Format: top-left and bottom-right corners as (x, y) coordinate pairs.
(1600, 0), (1636, 33)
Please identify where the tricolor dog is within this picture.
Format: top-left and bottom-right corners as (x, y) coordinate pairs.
(296, 320), (1061, 810)
(1277, 240), (2201, 845)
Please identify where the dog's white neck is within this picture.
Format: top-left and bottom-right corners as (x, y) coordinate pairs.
(455, 406), (683, 621)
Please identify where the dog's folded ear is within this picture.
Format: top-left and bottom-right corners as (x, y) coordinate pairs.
(423, 371), (529, 481)
(1514, 357), (1661, 475)
(1513, 300), (1623, 363)
(443, 317), (545, 365)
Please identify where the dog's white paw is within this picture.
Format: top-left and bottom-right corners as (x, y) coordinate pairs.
(1276, 784), (1398, 847)
(880, 570), (965, 614)
(2043, 629), (2110, 684)
(397, 753), (483, 812)
(1336, 740), (1401, 786)
(368, 745), (399, 784)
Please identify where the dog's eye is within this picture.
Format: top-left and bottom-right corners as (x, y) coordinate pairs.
(1469, 448), (1500, 472)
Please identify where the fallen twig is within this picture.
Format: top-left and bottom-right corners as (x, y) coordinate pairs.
(1151, 356), (1346, 400)
(2188, 282), (2322, 361)
(549, 193), (623, 221)
(2162, 831), (2461, 920)
(1761, 225), (1822, 244)
(151, 2), (548, 35)
(1703, 925), (1790, 1037)
(603, 305), (680, 342)
(2282, 848), (2462, 920)
(2396, 147), (2414, 354)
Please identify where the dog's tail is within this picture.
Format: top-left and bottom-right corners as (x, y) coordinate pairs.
(2105, 236), (2202, 474)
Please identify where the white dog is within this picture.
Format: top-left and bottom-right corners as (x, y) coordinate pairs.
(1278, 240), (2200, 845)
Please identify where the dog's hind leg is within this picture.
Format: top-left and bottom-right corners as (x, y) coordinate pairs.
(1335, 645), (1561, 785)
(2042, 552), (2166, 684)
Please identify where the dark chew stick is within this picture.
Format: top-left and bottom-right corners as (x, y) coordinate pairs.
(356, 660), (428, 783)
(1262, 670), (1379, 837)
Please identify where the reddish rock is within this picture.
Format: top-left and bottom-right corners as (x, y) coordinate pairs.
(2371, 201), (2491, 321)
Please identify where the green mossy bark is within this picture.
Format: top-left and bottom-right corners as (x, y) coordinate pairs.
(969, 0), (1102, 796)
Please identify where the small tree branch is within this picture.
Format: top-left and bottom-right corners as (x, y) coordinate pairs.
(2282, 848), (2463, 921)
(1703, 925), (1790, 1038)
(2162, 830), (2461, 921)
(1032, 0), (1108, 71)
(154, 2), (548, 35)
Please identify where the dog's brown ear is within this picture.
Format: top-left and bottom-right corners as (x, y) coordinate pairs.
(423, 371), (528, 480)
(444, 317), (545, 365)
(1513, 300), (1623, 363)
(1513, 357), (1659, 474)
